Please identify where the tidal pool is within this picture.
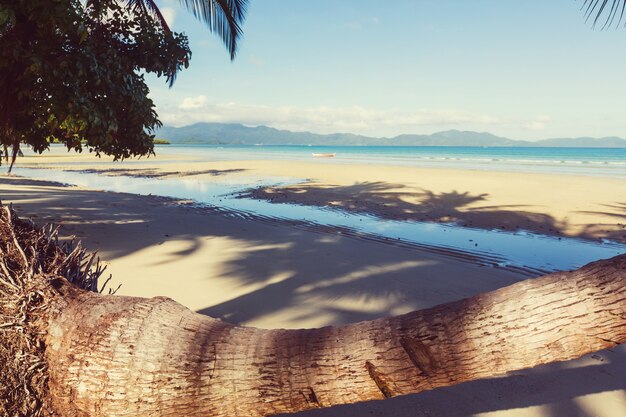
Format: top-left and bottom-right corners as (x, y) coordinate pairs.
(12, 167), (626, 276)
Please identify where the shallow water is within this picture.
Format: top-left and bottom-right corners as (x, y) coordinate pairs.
(169, 145), (626, 178)
(24, 144), (626, 179)
(12, 167), (626, 276)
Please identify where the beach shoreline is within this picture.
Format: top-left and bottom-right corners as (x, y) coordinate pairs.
(16, 147), (626, 243)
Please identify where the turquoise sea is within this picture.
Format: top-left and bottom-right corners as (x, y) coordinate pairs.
(156, 145), (626, 178)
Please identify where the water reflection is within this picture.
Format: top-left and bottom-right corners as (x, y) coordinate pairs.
(13, 167), (626, 275)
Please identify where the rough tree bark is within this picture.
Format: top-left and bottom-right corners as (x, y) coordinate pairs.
(1, 206), (625, 417)
(45, 255), (626, 416)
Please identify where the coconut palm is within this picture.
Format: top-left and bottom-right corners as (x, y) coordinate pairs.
(88, 0), (248, 87)
(0, 0), (248, 173)
(121, 0), (248, 59)
(582, 0), (626, 28)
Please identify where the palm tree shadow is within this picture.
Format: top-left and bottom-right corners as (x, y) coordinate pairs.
(244, 181), (561, 232)
(245, 181), (626, 242)
(577, 203), (626, 242)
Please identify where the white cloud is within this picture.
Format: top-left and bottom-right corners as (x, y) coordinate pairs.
(524, 115), (552, 131)
(160, 7), (176, 28)
(178, 95), (207, 110)
(160, 98), (504, 135)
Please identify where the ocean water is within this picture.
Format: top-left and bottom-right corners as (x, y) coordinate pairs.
(152, 145), (626, 178)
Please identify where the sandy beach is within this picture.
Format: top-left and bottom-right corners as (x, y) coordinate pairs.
(18, 148), (626, 243)
(2, 149), (626, 416)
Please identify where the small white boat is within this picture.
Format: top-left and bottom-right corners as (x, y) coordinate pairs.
(312, 153), (336, 158)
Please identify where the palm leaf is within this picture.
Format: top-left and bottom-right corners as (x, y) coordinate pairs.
(178, 0), (248, 59)
(582, 0), (626, 28)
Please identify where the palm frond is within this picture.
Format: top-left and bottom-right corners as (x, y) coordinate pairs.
(582, 0), (626, 28)
(178, 0), (248, 59)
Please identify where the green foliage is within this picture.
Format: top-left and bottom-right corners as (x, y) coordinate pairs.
(153, 138), (170, 144)
(0, 0), (191, 162)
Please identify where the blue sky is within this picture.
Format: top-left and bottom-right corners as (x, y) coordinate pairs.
(149, 0), (626, 140)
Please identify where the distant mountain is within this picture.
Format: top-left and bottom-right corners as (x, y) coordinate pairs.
(157, 123), (379, 145)
(156, 123), (626, 148)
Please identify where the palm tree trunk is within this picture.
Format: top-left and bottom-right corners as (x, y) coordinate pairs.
(44, 254), (626, 417)
(7, 139), (20, 174)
